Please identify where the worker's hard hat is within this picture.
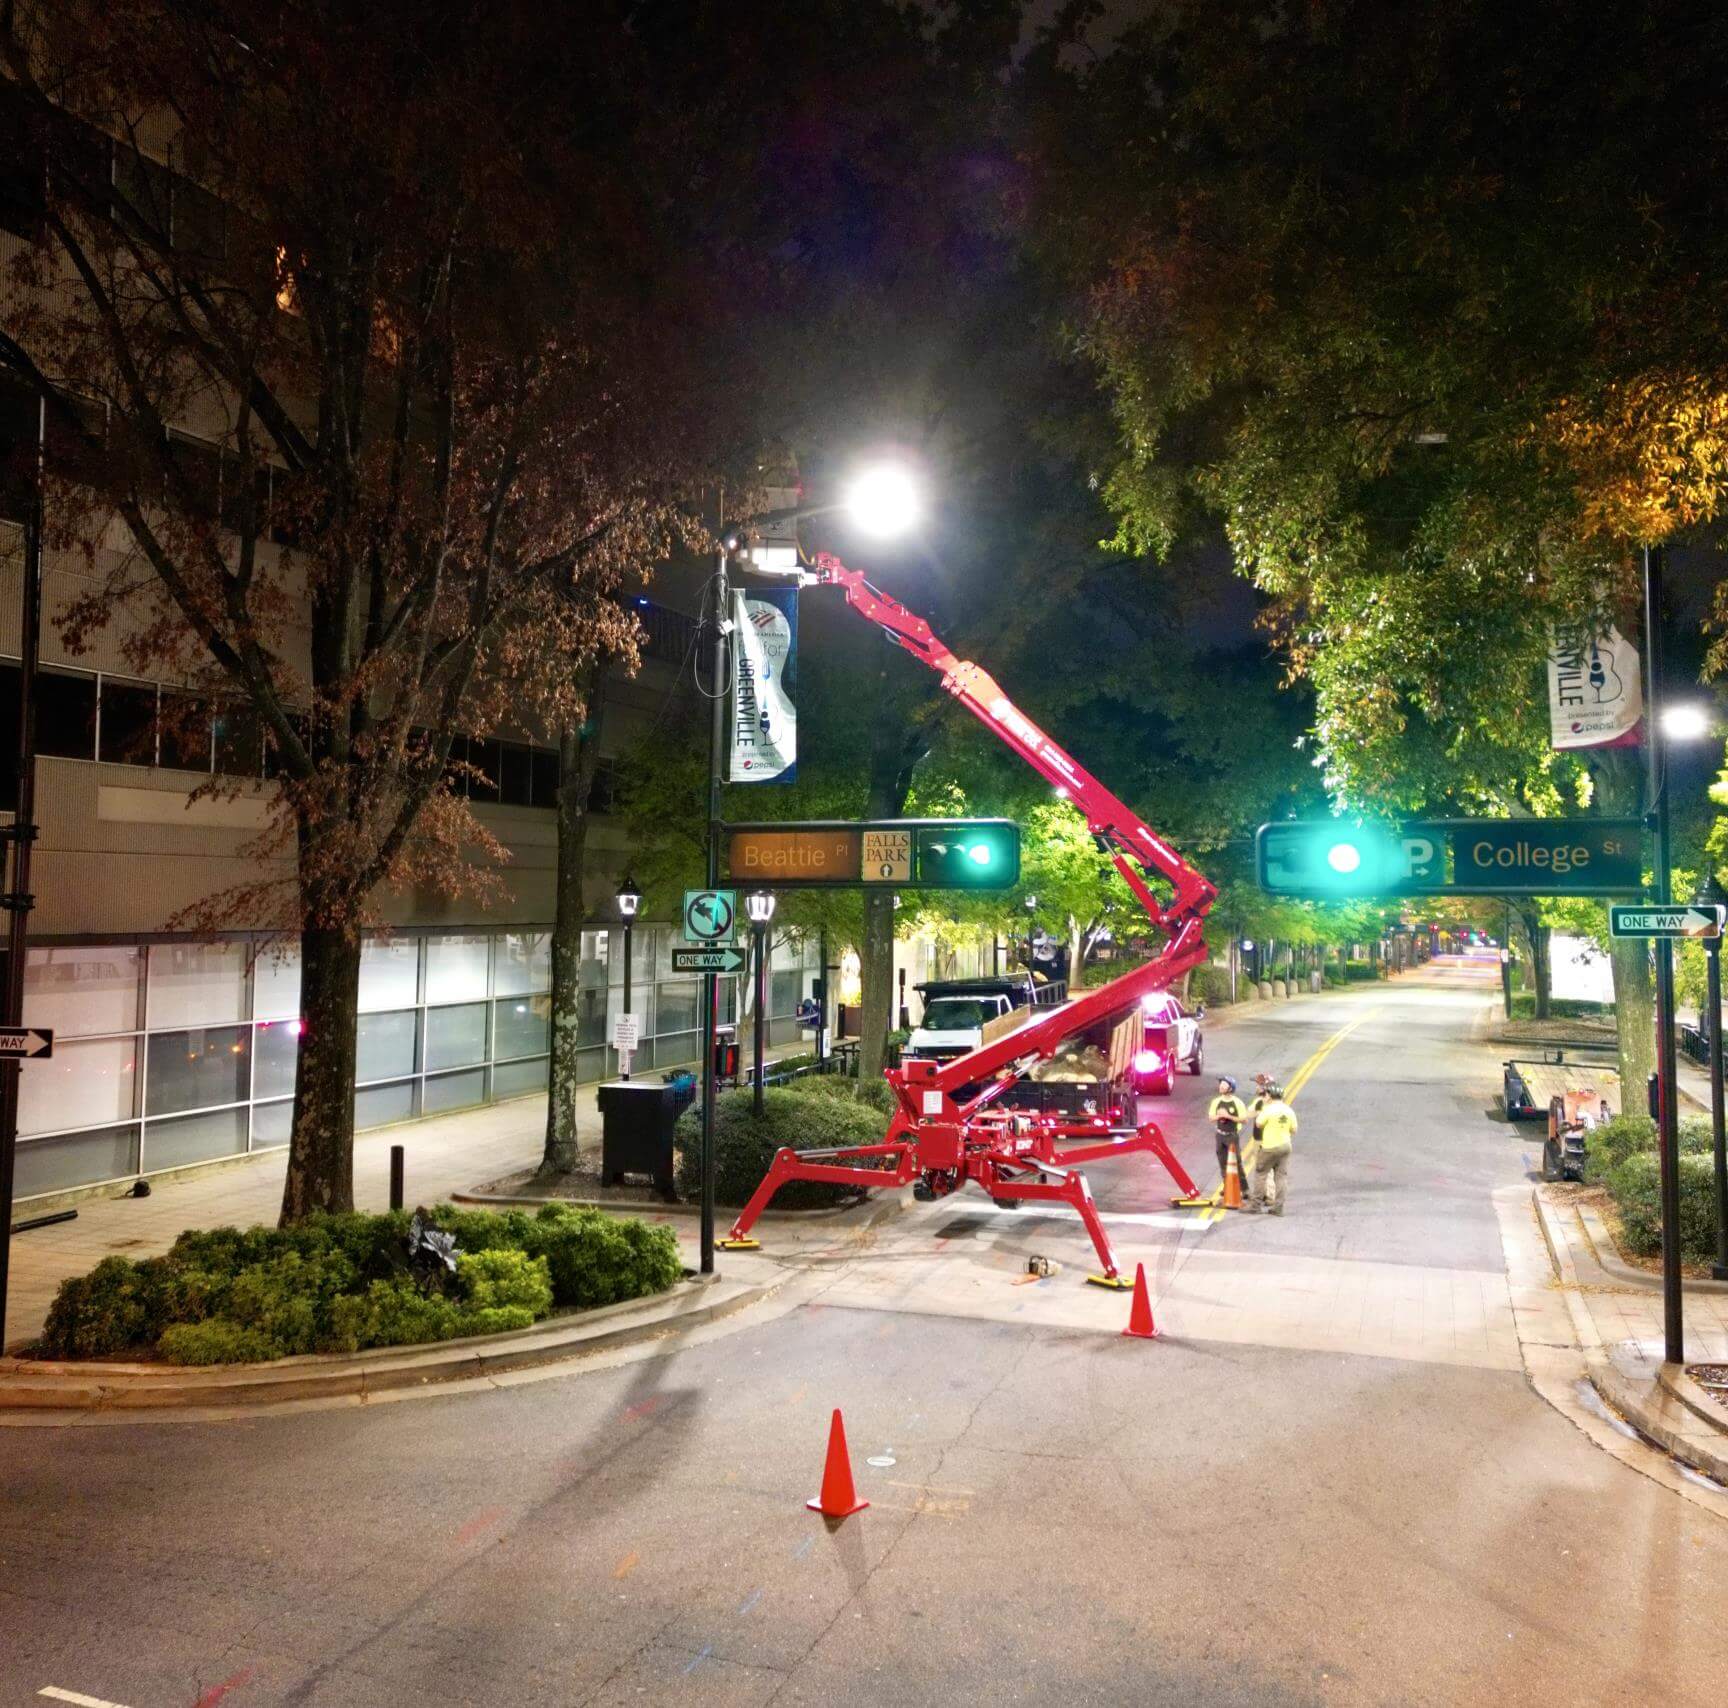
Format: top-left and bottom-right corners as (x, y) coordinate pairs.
(1262, 1083), (1284, 1100)
(1217, 1075), (1237, 1092)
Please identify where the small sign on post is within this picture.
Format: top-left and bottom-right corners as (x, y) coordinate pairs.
(0, 1028), (52, 1059)
(862, 827), (912, 882)
(682, 889), (737, 945)
(1609, 905), (1725, 941)
(611, 1014), (641, 1052)
(671, 946), (747, 975)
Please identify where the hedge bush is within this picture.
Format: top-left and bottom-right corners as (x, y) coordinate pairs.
(677, 1085), (890, 1209)
(788, 1072), (898, 1117)
(1583, 1114), (1712, 1185)
(1608, 1151), (1719, 1262)
(1189, 965), (1234, 1007)
(1342, 961), (1382, 983)
(37, 1203), (680, 1365)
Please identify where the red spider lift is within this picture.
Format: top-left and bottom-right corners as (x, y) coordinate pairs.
(719, 554), (1217, 1286)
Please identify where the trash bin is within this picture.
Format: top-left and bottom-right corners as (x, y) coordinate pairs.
(598, 1080), (682, 1200)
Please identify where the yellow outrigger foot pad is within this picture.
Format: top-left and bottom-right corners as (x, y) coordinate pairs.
(718, 1238), (761, 1250)
(1170, 1195), (1215, 1209)
(1085, 1273), (1133, 1290)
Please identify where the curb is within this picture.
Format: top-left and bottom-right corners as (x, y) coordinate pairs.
(0, 1269), (777, 1417)
(1589, 1353), (1728, 1485)
(451, 1188), (906, 1230)
(1574, 1201), (1728, 1295)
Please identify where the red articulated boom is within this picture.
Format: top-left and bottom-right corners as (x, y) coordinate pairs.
(720, 554), (1217, 1285)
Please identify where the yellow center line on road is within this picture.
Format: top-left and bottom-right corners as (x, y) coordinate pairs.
(1191, 1006), (1381, 1226)
(1284, 1007), (1381, 1103)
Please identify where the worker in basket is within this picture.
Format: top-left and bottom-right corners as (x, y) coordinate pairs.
(1247, 1081), (1297, 1216)
(1207, 1076), (1249, 1202)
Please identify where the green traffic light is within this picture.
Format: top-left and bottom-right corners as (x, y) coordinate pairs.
(911, 820), (1020, 889)
(1326, 841), (1362, 874)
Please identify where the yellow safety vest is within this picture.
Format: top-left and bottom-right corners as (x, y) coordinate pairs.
(1256, 1100), (1297, 1152)
(1208, 1094), (1247, 1126)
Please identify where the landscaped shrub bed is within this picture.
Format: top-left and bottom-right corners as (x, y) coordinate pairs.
(38, 1203), (683, 1364)
(677, 1082), (891, 1209)
(1581, 1112), (1719, 1262)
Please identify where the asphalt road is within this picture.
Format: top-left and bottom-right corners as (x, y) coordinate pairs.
(7, 961), (1728, 1707)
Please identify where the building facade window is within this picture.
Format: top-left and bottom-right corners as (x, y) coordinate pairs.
(12, 923), (821, 1200)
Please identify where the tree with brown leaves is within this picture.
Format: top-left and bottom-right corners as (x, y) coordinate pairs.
(0, 0), (729, 1219)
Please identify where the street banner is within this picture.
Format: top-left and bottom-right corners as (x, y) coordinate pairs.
(1547, 621), (1642, 750)
(728, 585), (797, 783)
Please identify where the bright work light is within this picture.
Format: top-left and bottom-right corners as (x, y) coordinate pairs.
(1663, 703), (1711, 742)
(845, 464), (921, 537)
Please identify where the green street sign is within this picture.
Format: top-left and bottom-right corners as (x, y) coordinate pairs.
(724, 819), (1020, 890)
(671, 945), (748, 974)
(1257, 818), (1644, 898)
(682, 889), (737, 945)
(1609, 905), (1724, 941)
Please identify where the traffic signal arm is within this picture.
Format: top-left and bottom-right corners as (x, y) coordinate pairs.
(809, 555), (1216, 930)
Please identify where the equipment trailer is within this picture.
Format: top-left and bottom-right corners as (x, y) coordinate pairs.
(719, 552), (1216, 1286)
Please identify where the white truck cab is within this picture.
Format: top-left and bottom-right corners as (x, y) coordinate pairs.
(1134, 992), (1204, 1094)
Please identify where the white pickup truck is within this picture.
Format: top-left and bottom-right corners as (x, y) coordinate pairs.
(1134, 991), (1204, 1094)
(905, 975), (1060, 1066)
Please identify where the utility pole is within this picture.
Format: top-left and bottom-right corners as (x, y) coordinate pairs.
(1698, 874), (1728, 1282)
(1644, 543), (1684, 1364)
(697, 534), (728, 1276)
(0, 400), (44, 1349)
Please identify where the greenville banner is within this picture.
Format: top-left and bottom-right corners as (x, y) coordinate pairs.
(1547, 621), (1642, 750)
(727, 586), (798, 782)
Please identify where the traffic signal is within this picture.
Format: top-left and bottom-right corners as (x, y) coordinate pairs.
(913, 820), (1021, 889)
(1256, 820), (1427, 897)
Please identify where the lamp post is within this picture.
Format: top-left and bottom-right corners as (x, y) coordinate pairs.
(1691, 873), (1728, 1280)
(1643, 543), (1686, 1365)
(705, 465), (922, 1253)
(745, 889), (776, 1115)
(615, 875), (641, 1082)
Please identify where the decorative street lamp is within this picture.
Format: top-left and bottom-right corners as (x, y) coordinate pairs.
(745, 889), (777, 1115)
(698, 465), (921, 1272)
(616, 875), (642, 1081)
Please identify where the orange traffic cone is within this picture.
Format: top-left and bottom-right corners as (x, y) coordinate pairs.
(807, 1408), (869, 1519)
(1222, 1145), (1244, 1211)
(1123, 1262), (1159, 1339)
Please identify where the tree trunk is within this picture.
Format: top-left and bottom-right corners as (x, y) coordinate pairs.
(543, 678), (607, 1178)
(1588, 749), (1655, 1096)
(1530, 923), (1553, 1019)
(281, 922), (362, 1223)
(857, 675), (929, 1082)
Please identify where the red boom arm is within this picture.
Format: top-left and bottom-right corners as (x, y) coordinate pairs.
(720, 553), (1218, 1281)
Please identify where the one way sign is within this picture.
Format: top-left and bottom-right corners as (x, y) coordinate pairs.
(0, 1027), (53, 1058)
(1610, 905), (1725, 941)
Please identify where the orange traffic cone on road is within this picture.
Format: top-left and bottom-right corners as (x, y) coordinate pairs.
(807, 1408), (869, 1519)
(1123, 1262), (1159, 1339)
(1222, 1145), (1244, 1211)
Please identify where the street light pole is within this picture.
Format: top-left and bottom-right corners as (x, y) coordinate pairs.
(615, 876), (640, 1084)
(1644, 543), (1684, 1365)
(697, 535), (729, 1276)
(1698, 874), (1728, 1281)
(0, 402), (43, 1351)
(744, 890), (776, 1115)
